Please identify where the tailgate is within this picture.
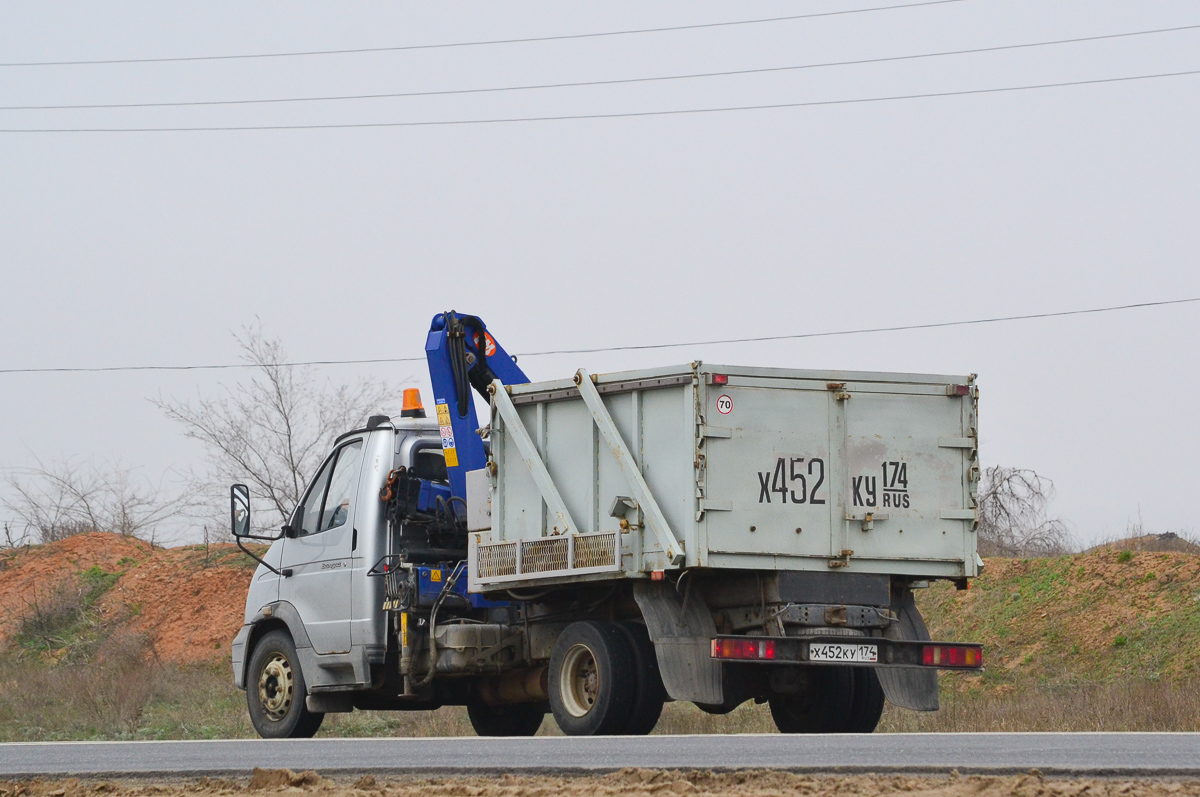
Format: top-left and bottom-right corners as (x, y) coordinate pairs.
(700, 370), (978, 576)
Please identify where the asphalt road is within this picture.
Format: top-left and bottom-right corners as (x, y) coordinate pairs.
(1, 733), (1199, 779)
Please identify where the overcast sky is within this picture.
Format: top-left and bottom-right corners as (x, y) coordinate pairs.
(1, 1), (1197, 546)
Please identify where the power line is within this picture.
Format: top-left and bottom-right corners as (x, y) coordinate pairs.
(6, 23), (1196, 111)
(0, 0), (966, 68)
(522, 296), (1200, 357)
(3, 68), (1197, 133)
(1, 297), (1195, 376)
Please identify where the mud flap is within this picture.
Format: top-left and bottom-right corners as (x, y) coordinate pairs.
(877, 587), (939, 711)
(633, 580), (723, 705)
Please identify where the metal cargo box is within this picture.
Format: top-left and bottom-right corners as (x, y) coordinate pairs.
(468, 363), (979, 592)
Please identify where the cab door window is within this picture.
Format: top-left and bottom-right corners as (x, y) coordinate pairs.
(321, 441), (362, 531)
(294, 440), (363, 537)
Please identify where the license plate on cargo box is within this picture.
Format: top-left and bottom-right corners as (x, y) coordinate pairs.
(809, 642), (878, 663)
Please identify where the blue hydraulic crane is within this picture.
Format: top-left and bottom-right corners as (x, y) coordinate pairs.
(424, 311), (529, 503)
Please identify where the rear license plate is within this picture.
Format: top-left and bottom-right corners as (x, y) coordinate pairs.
(809, 642), (878, 663)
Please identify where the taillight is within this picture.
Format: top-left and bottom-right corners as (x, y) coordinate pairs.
(921, 644), (982, 668)
(711, 374), (729, 385)
(710, 638), (776, 660)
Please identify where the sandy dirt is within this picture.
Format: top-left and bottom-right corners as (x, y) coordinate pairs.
(3, 769), (1200, 797)
(100, 547), (252, 664)
(0, 532), (253, 665)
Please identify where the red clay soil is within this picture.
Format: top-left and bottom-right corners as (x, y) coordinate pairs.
(0, 532), (253, 665)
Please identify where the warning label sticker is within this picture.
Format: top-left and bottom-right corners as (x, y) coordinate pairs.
(716, 394), (733, 415)
(477, 332), (497, 357)
(435, 400), (458, 467)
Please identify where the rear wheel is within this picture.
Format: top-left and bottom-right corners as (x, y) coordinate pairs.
(768, 666), (853, 734)
(467, 701), (546, 736)
(843, 668), (886, 733)
(614, 621), (666, 735)
(246, 629), (325, 738)
(549, 621), (635, 735)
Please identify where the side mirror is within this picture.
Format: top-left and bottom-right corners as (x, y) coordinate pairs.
(230, 484), (251, 538)
(230, 483), (291, 578)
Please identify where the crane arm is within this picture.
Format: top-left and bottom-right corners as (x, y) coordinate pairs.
(424, 311), (529, 501)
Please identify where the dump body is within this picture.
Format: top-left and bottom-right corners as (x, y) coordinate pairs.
(470, 362), (979, 591)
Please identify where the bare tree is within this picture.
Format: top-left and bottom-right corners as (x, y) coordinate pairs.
(153, 323), (398, 533)
(977, 465), (1074, 557)
(3, 458), (183, 544)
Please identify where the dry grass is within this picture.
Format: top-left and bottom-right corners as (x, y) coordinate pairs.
(880, 678), (1200, 732)
(6, 662), (1200, 739)
(0, 637), (159, 739)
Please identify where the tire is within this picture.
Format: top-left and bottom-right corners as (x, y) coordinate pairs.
(467, 700), (547, 737)
(246, 629), (325, 738)
(843, 668), (886, 733)
(614, 621), (666, 735)
(548, 621), (636, 736)
(768, 665), (853, 734)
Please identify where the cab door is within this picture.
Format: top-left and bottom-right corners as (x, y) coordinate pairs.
(279, 438), (365, 655)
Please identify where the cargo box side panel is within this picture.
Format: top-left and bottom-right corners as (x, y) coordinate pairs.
(495, 399), (600, 541)
(839, 390), (972, 566)
(494, 382), (697, 574)
(495, 403), (547, 540)
(541, 399), (598, 534)
(637, 384), (697, 569)
(701, 383), (838, 564)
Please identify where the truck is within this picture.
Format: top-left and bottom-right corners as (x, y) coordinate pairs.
(229, 311), (984, 738)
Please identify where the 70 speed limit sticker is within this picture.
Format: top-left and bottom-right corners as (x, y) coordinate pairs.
(716, 394), (733, 415)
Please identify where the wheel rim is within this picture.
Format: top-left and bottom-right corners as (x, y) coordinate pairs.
(559, 643), (599, 718)
(258, 652), (295, 721)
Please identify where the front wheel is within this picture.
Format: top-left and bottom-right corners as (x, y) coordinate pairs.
(467, 701), (547, 736)
(246, 629), (325, 739)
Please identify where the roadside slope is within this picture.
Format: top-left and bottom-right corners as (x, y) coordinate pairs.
(0, 532), (253, 664)
(921, 549), (1200, 689)
(4, 533), (1200, 683)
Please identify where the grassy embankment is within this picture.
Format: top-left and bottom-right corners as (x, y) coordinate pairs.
(1, 533), (1198, 739)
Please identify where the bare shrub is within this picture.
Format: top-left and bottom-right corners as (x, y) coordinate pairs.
(3, 459), (182, 544)
(13, 578), (89, 658)
(2, 521), (31, 550)
(10, 566), (123, 662)
(977, 466), (1074, 557)
(153, 322), (398, 534)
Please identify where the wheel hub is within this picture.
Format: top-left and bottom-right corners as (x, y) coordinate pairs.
(560, 644), (599, 718)
(258, 652), (294, 721)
